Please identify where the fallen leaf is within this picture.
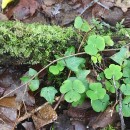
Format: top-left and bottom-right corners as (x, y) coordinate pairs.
(89, 107), (119, 129)
(5, 0), (38, 20)
(0, 97), (21, 109)
(32, 103), (57, 129)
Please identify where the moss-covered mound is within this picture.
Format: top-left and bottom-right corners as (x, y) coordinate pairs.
(0, 21), (78, 65)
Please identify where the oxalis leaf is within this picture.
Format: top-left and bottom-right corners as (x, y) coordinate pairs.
(29, 79), (40, 91)
(74, 16), (90, 32)
(64, 90), (81, 103)
(86, 83), (106, 100)
(111, 47), (129, 65)
(123, 60), (130, 78)
(40, 86), (57, 104)
(103, 36), (114, 46)
(91, 94), (109, 112)
(84, 35), (105, 55)
(29, 68), (38, 77)
(49, 63), (64, 75)
(60, 78), (86, 103)
(104, 64), (122, 80)
(65, 57), (85, 72)
(74, 16), (83, 29)
(121, 84), (130, 95)
(116, 96), (130, 117)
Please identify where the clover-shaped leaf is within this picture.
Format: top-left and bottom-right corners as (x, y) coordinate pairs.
(121, 84), (130, 95)
(60, 80), (72, 93)
(74, 16), (90, 32)
(29, 68), (38, 76)
(40, 86), (57, 104)
(65, 90), (81, 103)
(49, 63), (64, 75)
(86, 83), (106, 100)
(91, 94), (109, 112)
(104, 64), (122, 80)
(85, 35), (105, 55)
(116, 96), (130, 117)
(105, 80), (119, 93)
(29, 79), (40, 91)
(73, 79), (86, 93)
(80, 22), (90, 32)
(103, 36), (114, 46)
(91, 53), (102, 63)
(60, 78), (86, 103)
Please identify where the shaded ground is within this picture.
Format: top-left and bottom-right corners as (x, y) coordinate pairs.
(0, 0), (130, 130)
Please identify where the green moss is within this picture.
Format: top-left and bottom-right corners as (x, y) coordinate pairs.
(0, 21), (79, 65)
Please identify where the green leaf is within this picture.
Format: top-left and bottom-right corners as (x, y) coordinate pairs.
(64, 46), (75, 56)
(91, 56), (97, 63)
(104, 64), (122, 80)
(76, 70), (90, 80)
(65, 57), (85, 72)
(20, 76), (30, 83)
(29, 79), (40, 91)
(91, 94), (109, 112)
(103, 36), (114, 46)
(60, 80), (72, 94)
(116, 96), (130, 117)
(72, 93), (86, 107)
(85, 44), (98, 55)
(85, 35), (105, 55)
(73, 79), (86, 93)
(49, 65), (59, 75)
(74, 16), (83, 29)
(111, 47), (129, 65)
(86, 83), (106, 100)
(29, 68), (38, 76)
(121, 84), (130, 95)
(123, 60), (130, 78)
(40, 86), (57, 104)
(81, 22), (90, 32)
(105, 80), (116, 93)
(56, 63), (64, 71)
(64, 90), (81, 103)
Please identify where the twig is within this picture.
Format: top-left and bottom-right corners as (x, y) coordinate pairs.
(0, 52), (86, 101)
(17, 102), (49, 123)
(80, 0), (98, 16)
(112, 76), (118, 103)
(54, 94), (64, 110)
(119, 90), (125, 130)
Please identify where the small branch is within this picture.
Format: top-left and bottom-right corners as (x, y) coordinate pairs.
(17, 102), (49, 123)
(112, 76), (118, 103)
(80, 0), (99, 16)
(0, 52), (86, 101)
(119, 90), (125, 130)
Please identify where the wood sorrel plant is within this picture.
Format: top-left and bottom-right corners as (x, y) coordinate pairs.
(20, 16), (130, 124)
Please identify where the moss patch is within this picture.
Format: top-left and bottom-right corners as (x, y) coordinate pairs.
(0, 21), (79, 65)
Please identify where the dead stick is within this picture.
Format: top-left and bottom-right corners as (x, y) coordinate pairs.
(17, 103), (49, 123)
(119, 90), (125, 130)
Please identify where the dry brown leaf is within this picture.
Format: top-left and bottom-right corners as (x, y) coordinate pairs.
(0, 97), (21, 109)
(89, 107), (119, 129)
(0, 106), (17, 130)
(6, 0), (38, 20)
(115, 0), (130, 12)
(32, 103), (57, 129)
